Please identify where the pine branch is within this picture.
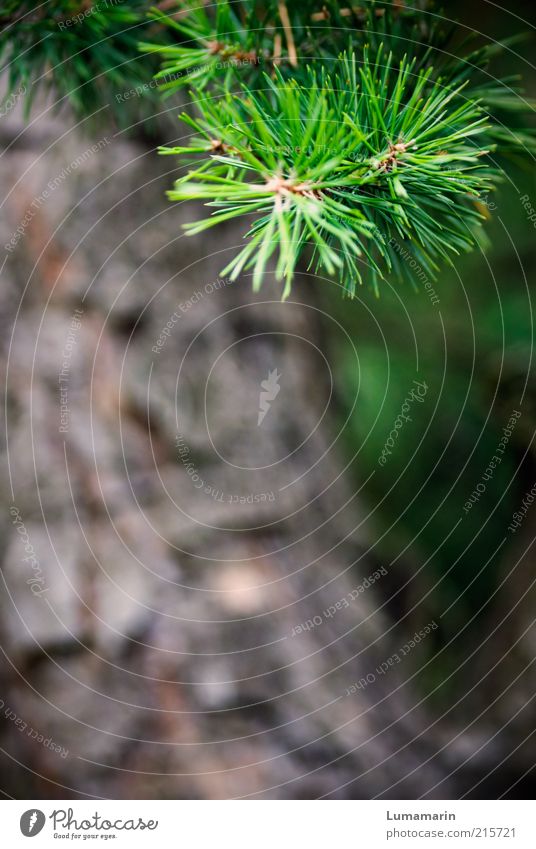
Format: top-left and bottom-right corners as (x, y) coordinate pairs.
(158, 49), (519, 297)
(146, 1), (536, 299)
(140, 0), (441, 93)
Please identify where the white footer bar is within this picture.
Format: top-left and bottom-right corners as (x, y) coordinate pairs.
(3, 800), (534, 847)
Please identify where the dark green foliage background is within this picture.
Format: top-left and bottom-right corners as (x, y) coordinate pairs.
(0, 0), (168, 124)
(322, 1), (536, 693)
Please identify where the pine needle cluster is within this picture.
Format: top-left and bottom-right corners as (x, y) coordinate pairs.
(146, 0), (535, 297)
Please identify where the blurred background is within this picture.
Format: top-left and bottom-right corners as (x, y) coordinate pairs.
(0, 0), (535, 800)
(324, 0), (536, 724)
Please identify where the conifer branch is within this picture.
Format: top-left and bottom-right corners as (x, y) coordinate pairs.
(146, 1), (536, 298)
